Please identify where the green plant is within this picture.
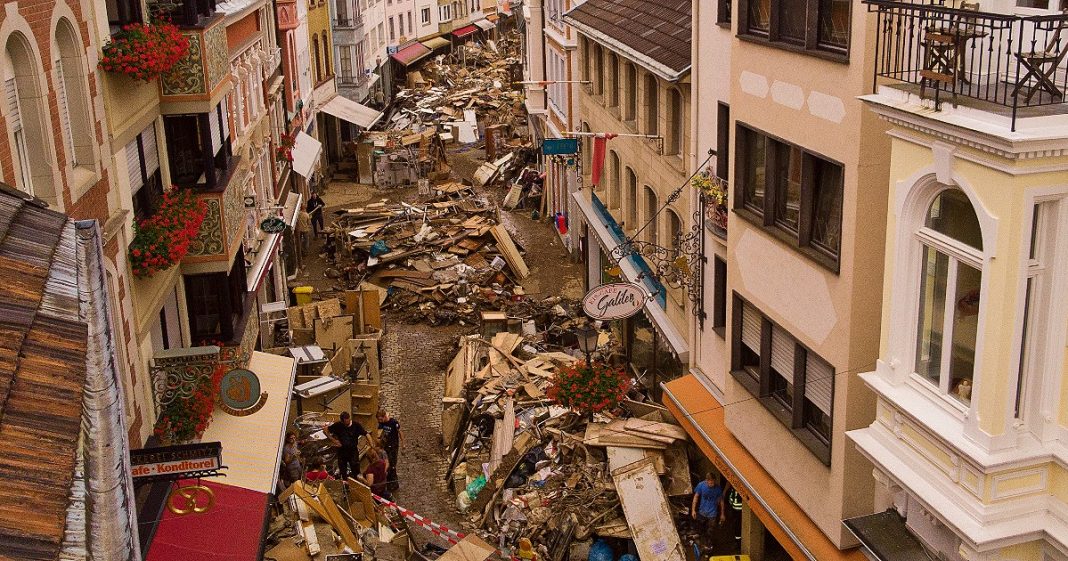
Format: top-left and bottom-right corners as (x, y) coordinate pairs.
(153, 363), (225, 444)
(129, 188), (207, 278)
(547, 361), (632, 415)
(691, 168), (728, 207)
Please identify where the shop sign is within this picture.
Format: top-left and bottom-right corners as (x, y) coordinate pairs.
(582, 282), (646, 321)
(167, 483), (216, 515)
(219, 368), (268, 416)
(541, 138), (579, 155)
(260, 216), (286, 233)
(131, 442), (224, 482)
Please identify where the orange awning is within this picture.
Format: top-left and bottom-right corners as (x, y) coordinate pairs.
(662, 375), (867, 561)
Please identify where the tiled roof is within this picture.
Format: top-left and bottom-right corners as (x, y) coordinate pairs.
(564, 0), (692, 80)
(0, 185), (88, 561)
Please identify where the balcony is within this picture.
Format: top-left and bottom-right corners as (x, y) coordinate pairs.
(866, 0), (1068, 130)
(158, 12), (229, 106)
(333, 15), (364, 28)
(333, 16), (363, 44)
(149, 0), (218, 27)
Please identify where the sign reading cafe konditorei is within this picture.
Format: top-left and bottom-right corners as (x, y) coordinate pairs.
(582, 283), (647, 321)
(131, 441), (224, 482)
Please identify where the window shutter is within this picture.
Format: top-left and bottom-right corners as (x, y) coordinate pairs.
(209, 107), (222, 154)
(126, 136), (144, 191)
(805, 353), (834, 415)
(143, 124), (160, 176)
(221, 100), (230, 142)
(741, 302), (761, 351)
(55, 62), (76, 166)
(770, 325), (795, 376)
(5, 78), (21, 132)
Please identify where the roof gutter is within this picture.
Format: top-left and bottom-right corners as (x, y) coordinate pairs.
(562, 14), (691, 82)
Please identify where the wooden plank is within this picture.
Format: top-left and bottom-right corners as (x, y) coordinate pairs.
(314, 315), (355, 352)
(292, 482), (331, 523)
(346, 478), (377, 528)
(585, 422), (667, 449)
(317, 483), (363, 552)
(623, 418), (689, 441)
(490, 224), (529, 279)
(611, 458), (686, 561)
(438, 535), (496, 561)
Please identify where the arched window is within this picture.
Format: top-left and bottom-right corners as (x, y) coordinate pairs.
(607, 53), (618, 107)
(667, 209), (682, 253)
(608, 150), (620, 210)
(321, 33), (331, 76)
(644, 73), (658, 136)
(667, 88), (683, 156)
(623, 62), (637, 121)
(625, 167), (637, 227)
(580, 122), (591, 171)
(644, 186), (658, 245)
(54, 19), (94, 170)
(593, 45), (603, 96)
(914, 187), (983, 407)
(4, 32), (56, 205)
(312, 38), (322, 83)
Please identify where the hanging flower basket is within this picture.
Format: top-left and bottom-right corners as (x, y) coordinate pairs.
(153, 363), (225, 444)
(547, 361), (632, 415)
(275, 145), (294, 162)
(129, 188), (208, 278)
(692, 168), (729, 236)
(99, 22), (190, 82)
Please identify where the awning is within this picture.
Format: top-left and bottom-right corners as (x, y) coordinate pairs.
(198, 351), (297, 493)
(572, 190), (688, 363)
(391, 42), (432, 66)
(452, 24), (479, 38)
(291, 131), (321, 179)
(320, 94), (383, 129)
(422, 36), (451, 50)
(844, 510), (929, 561)
(145, 480), (270, 561)
(475, 19), (495, 31)
(486, 13), (500, 22)
(246, 192), (301, 293)
(662, 375), (868, 561)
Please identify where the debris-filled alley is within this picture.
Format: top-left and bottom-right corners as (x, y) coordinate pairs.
(263, 29), (742, 561)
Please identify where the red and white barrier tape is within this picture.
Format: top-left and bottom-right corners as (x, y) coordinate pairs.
(371, 493), (519, 561)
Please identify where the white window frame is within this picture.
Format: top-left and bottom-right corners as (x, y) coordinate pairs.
(421, 7), (431, 23)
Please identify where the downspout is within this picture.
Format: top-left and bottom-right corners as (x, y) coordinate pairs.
(75, 220), (141, 561)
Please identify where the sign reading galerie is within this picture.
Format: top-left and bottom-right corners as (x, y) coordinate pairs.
(582, 283), (647, 321)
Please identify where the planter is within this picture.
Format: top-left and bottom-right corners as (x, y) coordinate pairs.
(100, 22), (189, 82)
(129, 188), (208, 278)
(547, 360), (632, 416)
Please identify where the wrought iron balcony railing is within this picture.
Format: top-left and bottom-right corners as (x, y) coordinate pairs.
(866, 0), (1068, 130)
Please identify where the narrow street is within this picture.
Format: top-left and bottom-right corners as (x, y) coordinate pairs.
(295, 138), (585, 537)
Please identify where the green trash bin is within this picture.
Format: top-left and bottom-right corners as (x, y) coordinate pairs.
(293, 285), (314, 306)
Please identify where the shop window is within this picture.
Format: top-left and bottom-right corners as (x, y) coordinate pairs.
(739, 0), (850, 56)
(732, 294), (834, 463)
(913, 188), (983, 408)
(735, 123), (843, 271)
(644, 73), (659, 137)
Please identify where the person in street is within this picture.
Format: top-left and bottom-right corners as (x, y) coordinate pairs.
(377, 409), (401, 490)
(327, 412), (367, 480)
(305, 460), (333, 482)
(691, 472), (727, 545)
(296, 208), (312, 255)
(280, 431), (303, 489)
(307, 192), (326, 238)
(360, 440), (391, 500)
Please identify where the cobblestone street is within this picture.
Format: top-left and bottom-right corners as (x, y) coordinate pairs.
(294, 145), (585, 545)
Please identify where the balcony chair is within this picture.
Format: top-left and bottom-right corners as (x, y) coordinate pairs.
(1012, 8), (1068, 104)
(920, 1), (983, 100)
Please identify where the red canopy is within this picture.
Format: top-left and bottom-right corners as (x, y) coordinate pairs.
(146, 480), (270, 561)
(391, 42), (432, 66)
(452, 24), (479, 38)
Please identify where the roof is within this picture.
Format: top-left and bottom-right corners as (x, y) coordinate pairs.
(564, 0), (691, 81)
(0, 185), (90, 561)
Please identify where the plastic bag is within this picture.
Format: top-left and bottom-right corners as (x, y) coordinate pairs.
(588, 539), (613, 561)
(466, 474), (487, 497)
(370, 240), (390, 257)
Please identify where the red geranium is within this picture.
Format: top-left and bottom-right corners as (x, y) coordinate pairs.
(547, 361), (632, 415)
(129, 187), (207, 278)
(153, 363), (227, 443)
(100, 22), (189, 82)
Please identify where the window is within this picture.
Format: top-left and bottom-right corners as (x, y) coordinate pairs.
(440, 4), (451, 21)
(625, 167), (637, 227)
(712, 256), (727, 335)
(55, 20), (95, 169)
(732, 294), (834, 462)
(105, 0), (142, 35)
(716, 103), (730, 180)
(127, 124), (163, 220)
(163, 103), (232, 190)
(389, 17), (395, 41)
(913, 188), (983, 408)
(184, 252), (249, 344)
(322, 34), (331, 76)
(581, 38), (590, 86)
(313, 38), (322, 82)
(340, 47), (353, 80)
(607, 54), (619, 107)
(719, 0), (732, 25)
(421, 7), (431, 23)
(5, 33), (56, 206)
(592, 45), (603, 96)
(407, 11), (413, 32)
(644, 74), (659, 137)
(740, 0), (850, 55)
(667, 209), (681, 252)
(667, 88), (683, 156)
(608, 150), (620, 210)
(735, 124), (843, 269)
(623, 63), (637, 122)
(644, 186), (658, 245)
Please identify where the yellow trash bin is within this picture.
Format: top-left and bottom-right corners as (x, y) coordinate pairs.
(293, 286), (314, 306)
(710, 556), (751, 561)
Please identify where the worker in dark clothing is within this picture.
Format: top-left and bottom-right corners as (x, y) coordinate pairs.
(307, 192), (326, 238)
(377, 409), (401, 490)
(327, 412), (367, 480)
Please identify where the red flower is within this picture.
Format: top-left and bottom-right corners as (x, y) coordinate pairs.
(548, 361), (632, 416)
(99, 22), (189, 82)
(128, 187), (206, 278)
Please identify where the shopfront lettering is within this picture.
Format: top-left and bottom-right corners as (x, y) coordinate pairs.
(582, 283), (647, 321)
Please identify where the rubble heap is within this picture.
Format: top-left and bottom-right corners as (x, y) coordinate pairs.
(441, 335), (694, 561)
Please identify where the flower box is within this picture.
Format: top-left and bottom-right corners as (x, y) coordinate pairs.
(99, 22), (190, 82)
(547, 361), (632, 415)
(129, 188), (208, 278)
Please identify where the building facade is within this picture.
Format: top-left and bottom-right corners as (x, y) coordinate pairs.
(847, 2), (1068, 560)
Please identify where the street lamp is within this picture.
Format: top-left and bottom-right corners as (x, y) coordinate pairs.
(575, 323), (599, 365)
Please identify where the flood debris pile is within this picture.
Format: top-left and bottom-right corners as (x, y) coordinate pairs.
(441, 336), (694, 561)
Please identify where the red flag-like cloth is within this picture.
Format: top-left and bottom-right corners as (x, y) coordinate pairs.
(590, 133), (617, 187)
